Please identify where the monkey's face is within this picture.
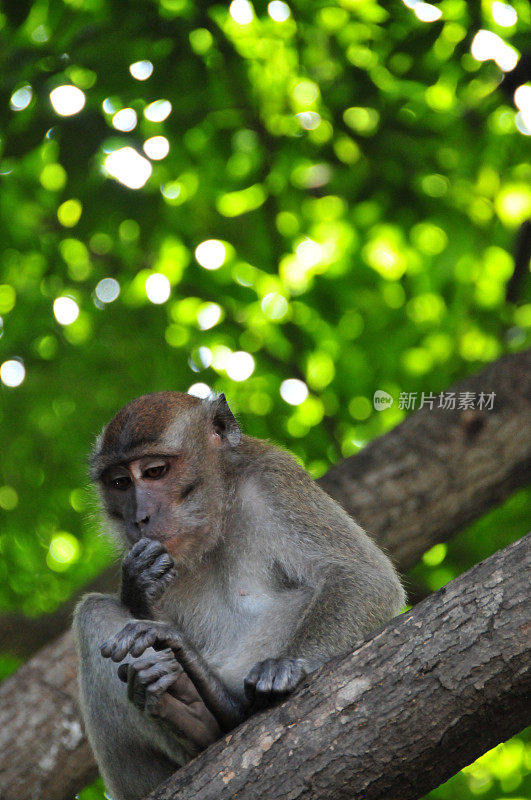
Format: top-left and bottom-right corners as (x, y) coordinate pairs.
(102, 454), (191, 542)
(92, 391), (241, 564)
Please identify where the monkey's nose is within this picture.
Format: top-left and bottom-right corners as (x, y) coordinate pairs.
(136, 515), (150, 527)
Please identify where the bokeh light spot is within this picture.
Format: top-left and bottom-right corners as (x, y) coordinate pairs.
(471, 30), (519, 72)
(423, 543), (448, 566)
(10, 86), (32, 111)
(230, 0), (254, 25)
(268, 1), (290, 22)
(296, 112), (322, 130)
(261, 293), (289, 321)
(49, 85), (86, 116)
(293, 80), (320, 106)
(306, 352), (335, 390)
(112, 108), (137, 132)
(95, 278), (120, 304)
(0, 486), (18, 510)
(53, 296), (80, 325)
(280, 379), (308, 405)
(495, 185), (531, 227)
(47, 532), (80, 571)
(104, 147), (152, 189)
(145, 273), (171, 304)
(187, 383), (211, 399)
(348, 396), (372, 420)
(413, 2), (442, 23)
(129, 60), (154, 80)
(144, 100), (172, 122)
(197, 302), (223, 330)
(143, 136), (170, 160)
(0, 285), (16, 314)
(226, 351), (255, 381)
(57, 199), (82, 227)
(40, 163), (67, 191)
(195, 240), (227, 270)
(492, 2), (517, 27)
(343, 107), (380, 135)
(0, 360), (25, 387)
(296, 239), (323, 268)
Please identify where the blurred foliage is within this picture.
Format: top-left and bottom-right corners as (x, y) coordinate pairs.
(0, 0), (529, 798)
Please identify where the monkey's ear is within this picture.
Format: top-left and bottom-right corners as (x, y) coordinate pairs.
(210, 394), (241, 447)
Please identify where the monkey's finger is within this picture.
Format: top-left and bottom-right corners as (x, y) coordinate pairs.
(129, 627), (169, 657)
(134, 539), (168, 570)
(149, 553), (175, 578)
(127, 538), (152, 559)
(145, 669), (183, 700)
(243, 663), (263, 702)
(101, 621), (152, 660)
(272, 661), (302, 695)
(117, 650), (176, 682)
(127, 660), (181, 705)
(254, 660), (277, 697)
(130, 650), (177, 673)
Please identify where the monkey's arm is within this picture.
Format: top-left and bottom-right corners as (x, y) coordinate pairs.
(101, 620), (248, 731)
(242, 453), (405, 700)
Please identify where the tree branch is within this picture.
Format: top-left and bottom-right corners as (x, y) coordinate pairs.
(145, 533), (530, 800)
(2, 349), (529, 658)
(319, 349), (531, 569)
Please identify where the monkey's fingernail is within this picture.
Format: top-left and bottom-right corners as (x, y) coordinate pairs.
(100, 642), (109, 655)
(117, 663), (129, 682)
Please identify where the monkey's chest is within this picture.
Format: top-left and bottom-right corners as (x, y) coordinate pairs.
(202, 585), (311, 692)
(164, 580), (311, 695)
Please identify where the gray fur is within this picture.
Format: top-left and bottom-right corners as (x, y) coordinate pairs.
(74, 394), (405, 800)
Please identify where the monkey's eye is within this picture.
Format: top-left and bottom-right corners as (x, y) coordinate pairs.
(143, 463), (168, 480)
(110, 476), (131, 490)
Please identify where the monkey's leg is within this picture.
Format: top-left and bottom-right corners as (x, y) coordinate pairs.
(74, 594), (197, 800)
(101, 619), (249, 731)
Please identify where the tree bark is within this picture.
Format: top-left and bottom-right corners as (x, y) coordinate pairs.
(146, 533), (530, 800)
(319, 349), (531, 570)
(1, 536), (529, 800)
(2, 349), (529, 659)
(0, 632), (98, 800)
(0, 351), (529, 800)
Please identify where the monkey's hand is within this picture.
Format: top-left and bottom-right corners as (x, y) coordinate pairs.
(244, 658), (309, 708)
(117, 649), (221, 751)
(101, 619), (181, 661)
(120, 538), (176, 619)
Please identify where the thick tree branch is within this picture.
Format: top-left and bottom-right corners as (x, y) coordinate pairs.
(145, 533), (530, 800)
(319, 349), (531, 569)
(0, 632), (98, 800)
(2, 349), (529, 659)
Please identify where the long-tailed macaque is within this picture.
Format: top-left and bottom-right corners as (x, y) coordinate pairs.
(74, 391), (404, 800)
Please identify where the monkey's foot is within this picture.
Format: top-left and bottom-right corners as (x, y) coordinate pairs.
(117, 648), (183, 715)
(244, 658), (309, 706)
(117, 649), (222, 748)
(101, 620), (181, 661)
